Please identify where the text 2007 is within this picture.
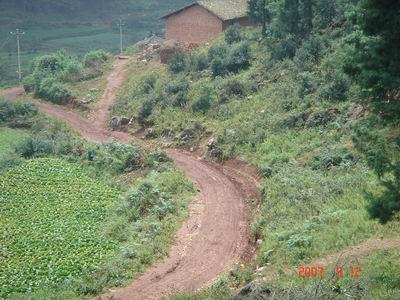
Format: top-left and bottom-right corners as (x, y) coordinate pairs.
(298, 266), (325, 278)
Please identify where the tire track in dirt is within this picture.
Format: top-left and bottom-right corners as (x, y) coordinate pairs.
(1, 58), (255, 299)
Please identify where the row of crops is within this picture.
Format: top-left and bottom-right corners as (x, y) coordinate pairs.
(0, 158), (119, 297)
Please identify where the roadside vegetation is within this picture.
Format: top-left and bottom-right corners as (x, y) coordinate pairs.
(21, 49), (111, 104)
(113, 0), (400, 298)
(0, 99), (194, 298)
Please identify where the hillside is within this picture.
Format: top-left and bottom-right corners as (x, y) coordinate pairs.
(0, 0), (191, 88)
(109, 0), (400, 298)
(0, 0), (399, 299)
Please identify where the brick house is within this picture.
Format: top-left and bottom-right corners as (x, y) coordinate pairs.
(161, 0), (251, 45)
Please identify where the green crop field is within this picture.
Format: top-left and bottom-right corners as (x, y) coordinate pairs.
(0, 158), (119, 298)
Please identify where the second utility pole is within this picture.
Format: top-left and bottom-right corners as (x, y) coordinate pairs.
(10, 29), (25, 83)
(118, 19), (124, 55)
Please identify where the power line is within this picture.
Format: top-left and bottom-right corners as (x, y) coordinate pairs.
(10, 29), (25, 83)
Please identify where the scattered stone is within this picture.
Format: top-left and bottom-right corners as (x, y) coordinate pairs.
(255, 266), (267, 274)
(110, 116), (131, 129)
(179, 130), (194, 142)
(135, 35), (164, 62)
(144, 127), (157, 139)
(233, 281), (271, 300)
(161, 127), (174, 138)
(110, 116), (121, 129)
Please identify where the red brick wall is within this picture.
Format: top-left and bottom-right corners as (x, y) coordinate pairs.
(165, 5), (223, 44)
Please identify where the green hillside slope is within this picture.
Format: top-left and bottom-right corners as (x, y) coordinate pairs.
(112, 0), (400, 298)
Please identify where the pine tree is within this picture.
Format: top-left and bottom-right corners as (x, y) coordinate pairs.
(302, 0), (313, 35)
(348, 0), (400, 223)
(281, 0), (301, 35)
(248, 0), (271, 37)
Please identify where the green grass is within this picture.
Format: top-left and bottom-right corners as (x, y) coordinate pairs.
(0, 158), (119, 298)
(0, 127), (28, 160)
(113, 27), (400, 298)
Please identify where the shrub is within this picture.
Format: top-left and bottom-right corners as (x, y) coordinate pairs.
(37, 77), (72, 104)
(310, 148), (357, 170)
(225, 42), (251, 73)
(87, 142), (140, 174)
(210, 42), (251, 77)
(190, 52), (209, 72)
(0, 101), (38, 124)
(58, 61), (83, 82)
(138, 99), (155, 125)
(208, 44), (228, 62)
(297, 71), (315, 98)
(140, 73), (158, 94)
(218, 77), (247, 102)
(168, 52), (187, 73)
(192, 85), (214, 113)
(270, 35), (298, 61)
(225, 23), (242, 44)
(294, 35), (325, 69)
(318, 71), (350, 101)
(164, 77), (190, 108)
(211, 58), (227, 77)
(165, 78), (190, 95)
(22, 74), (36, 93)
(144, 150), (171, 168)
(83, 50), (110, 68)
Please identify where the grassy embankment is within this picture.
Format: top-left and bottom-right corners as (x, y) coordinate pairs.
(112, 25), (400, 298)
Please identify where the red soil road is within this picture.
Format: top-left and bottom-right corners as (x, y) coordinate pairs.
(88, 57), (132, 129)
(109, 149), (248, 300)
(1, 58), (254, 299)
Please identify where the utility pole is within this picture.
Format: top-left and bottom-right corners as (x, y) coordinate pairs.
(118, 19), (125, 55)
(10, 29), (25, 83)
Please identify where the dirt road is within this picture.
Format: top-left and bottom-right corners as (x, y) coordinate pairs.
(89, 57), (132, 128)
(2, 58), (255, 299)
(0, 86), (24, 99)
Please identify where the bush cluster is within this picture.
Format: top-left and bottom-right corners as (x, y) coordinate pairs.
(23, 49), (110, 104)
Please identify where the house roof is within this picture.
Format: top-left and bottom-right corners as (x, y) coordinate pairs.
(161, 0), (248, 21)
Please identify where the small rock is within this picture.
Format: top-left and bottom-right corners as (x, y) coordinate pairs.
(179, 130), (194, 141)
(145, 128), (157, 139)
(110, 116), (121, 129)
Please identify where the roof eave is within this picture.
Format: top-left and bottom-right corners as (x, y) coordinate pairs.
(160, 3), (198, 20)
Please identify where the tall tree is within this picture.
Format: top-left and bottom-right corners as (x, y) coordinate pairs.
(348, 0), (400, 223)
(302, 0), (313, 34)
(248, 0), (271, 37)
(281, 0), (301, 35)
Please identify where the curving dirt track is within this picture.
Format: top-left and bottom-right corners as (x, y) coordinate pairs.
(109, 149), (249, 300)
(2, 58), (256, 299)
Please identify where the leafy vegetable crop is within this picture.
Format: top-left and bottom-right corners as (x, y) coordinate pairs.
(0, 158), (119, 297)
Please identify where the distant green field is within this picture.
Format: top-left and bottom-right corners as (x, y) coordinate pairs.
(0, 158), (119, 298)
(0, 25), (145, 88)
(0, 127), (27, 160)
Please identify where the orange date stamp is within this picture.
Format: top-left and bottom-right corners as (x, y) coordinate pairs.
(298, 265), (361, 278)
